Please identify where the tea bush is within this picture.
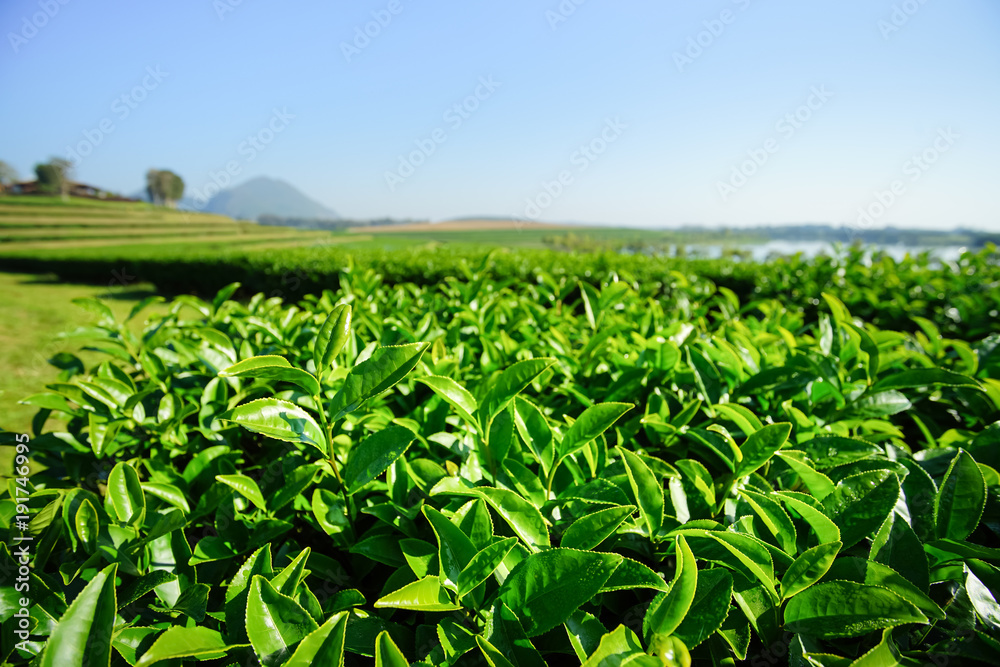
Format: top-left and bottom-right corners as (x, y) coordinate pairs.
(2, 259), (999, 665)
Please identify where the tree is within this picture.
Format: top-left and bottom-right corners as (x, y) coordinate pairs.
(146, 169), (184, 208)
(35, 158), (72, 199)
(0, 161), (17, 193)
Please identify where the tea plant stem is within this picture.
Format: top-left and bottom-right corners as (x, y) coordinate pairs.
(315, 395), (346, 491)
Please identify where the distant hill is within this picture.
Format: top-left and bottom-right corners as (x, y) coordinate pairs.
(132, 176), (338, 221)
(198, 177), (338, 221)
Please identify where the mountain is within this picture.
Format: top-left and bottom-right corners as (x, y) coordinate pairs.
(198, 177), (338, 220)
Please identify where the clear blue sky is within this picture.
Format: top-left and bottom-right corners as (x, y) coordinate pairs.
(2, 0), (999, 229)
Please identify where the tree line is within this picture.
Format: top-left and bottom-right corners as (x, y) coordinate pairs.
(0, 158), (185, 208)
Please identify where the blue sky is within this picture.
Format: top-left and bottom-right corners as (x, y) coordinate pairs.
(2, 0), (999, 229)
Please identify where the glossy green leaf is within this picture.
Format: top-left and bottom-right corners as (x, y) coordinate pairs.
(140, 482), (191, 514)
(580, 625), (645, 667)
(374, 629), (410, 667)
(74, 499), (99, 553)
(457, 537), (518, 597)
(476, 636), (517, 667)
(499, 548), (623, 637)
(825, 557), (945, 621)
(328, 342), (429, 420)
(559, 402), (633, 458)
(600, 556), (670, 593)
(784, 581), (927, 639)
(739, 489), (797, 554)
(673, 567), (734, 649)
(107, 462), (145, 525)
(423, 505), (477, 593)
(227, 398), (326, 455)
(870, 511), (930, 592)
(343, 424), (416, 495)
(220, 355), (321, 395)
(780, 541), (841, 600)
(283, 612), (349, 667)
(565, 611), (607, 662)
(644, 535), (697, 642)
(735, 422), (791, 477)
(246, 575), (319, 667)
(134, 626), (244, 667)
(417, 375), (478, 430)
(874, 368), (981, 391)
(822, 469), (901, 549)
(39, 563), (117, 667)
(473, 487), (550, 552)
(374, 575), (461, 612)
(88, 412), (122, 457)
(478, 358), (556, 427)
(775, 491), (841, 544)
(487, 600), (546, 667)
(216, 474), (268, 511)
(561, 504), (635, 551)
(935, 449), (987, 541)
(314, 304), (352, 380)
(849, 628), (902, 667)
(620, 448), (664, 537)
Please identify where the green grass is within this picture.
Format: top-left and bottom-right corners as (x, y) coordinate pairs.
(0, 272), (165, 434)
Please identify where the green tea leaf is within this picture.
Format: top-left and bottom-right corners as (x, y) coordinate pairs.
(780, 541), (841, 600)
(935, 449), (987, 541)
(822, 469), (901, 549)
(134, 626), (245, 667)
(282, 612), (349, 667)
(227, 398), (326, 455)
(644, 535), (697, 642)
(784, 581), (927, 639)
(374, 629), (410, 667)
(423, 505), (477, 593)
(314, 304), (352, 380)
(220, 355), (321, 395)
(329, 343), (429, 420)
(343, 425), (416, 495)
(417, 375), (479, 430)
(246, 575), (319, 667)
(560, 504), (636, 551)
(39, 564), (117, 667)
(736, 422), (791, 477)
(374, 576), (461, 612)
(620, 448), (664, 537)
(107, 461), (146, 525)
(457, 537), (518, 598)
(479, 358), (556, 427)
(500, 548), (622, 637)
(216, 474), (268, 511)
(559, 402), (633, 459)
(673, 567), (734, 649)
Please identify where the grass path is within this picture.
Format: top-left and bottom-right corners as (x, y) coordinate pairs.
(0, 272), (165, 434)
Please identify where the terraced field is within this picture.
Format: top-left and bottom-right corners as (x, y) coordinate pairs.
(0, 196), (336, 252)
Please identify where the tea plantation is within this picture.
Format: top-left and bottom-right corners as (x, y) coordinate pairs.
(2, 246), (999, 666)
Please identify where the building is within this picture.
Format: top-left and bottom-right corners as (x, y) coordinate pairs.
(7, 180), (136, 201)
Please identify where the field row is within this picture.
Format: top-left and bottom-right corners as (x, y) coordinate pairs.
(2, 267), (998, 666)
